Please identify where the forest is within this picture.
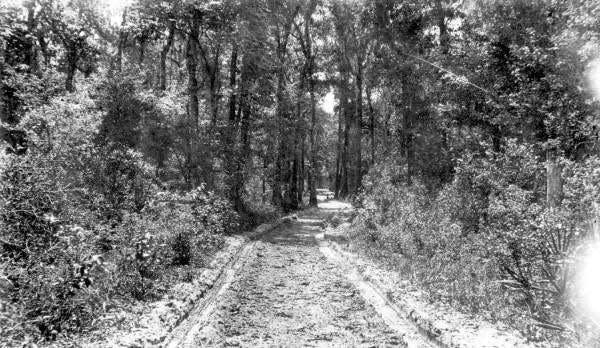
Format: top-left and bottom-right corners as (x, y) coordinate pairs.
(2, 0), (600, 346)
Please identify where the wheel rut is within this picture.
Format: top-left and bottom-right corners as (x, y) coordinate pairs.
(165, 207), (435, 347)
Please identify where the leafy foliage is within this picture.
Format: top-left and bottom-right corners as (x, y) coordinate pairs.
(352, 142), (600, 343)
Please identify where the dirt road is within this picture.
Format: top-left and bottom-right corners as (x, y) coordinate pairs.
(165, 205), (434, 347)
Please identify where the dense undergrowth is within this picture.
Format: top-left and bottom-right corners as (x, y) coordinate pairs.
(348, 142), (600, 346)
(0, 77), (276, 345)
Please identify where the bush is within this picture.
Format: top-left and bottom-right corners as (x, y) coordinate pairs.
(112, 215), (170, 300)
(109, 187), (235, 299)
(350, 142), (600, 342)
(0, 153), (63, 252)
(171, 232), (192, 266)
(239, 200), (280, 230)
(85, 146), (155, 221)
(0, 153), (109, 339)
(187, 186), (240, 235)
(0, 75), (239, 344)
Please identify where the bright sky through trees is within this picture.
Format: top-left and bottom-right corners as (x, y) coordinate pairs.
(587, 58), (600, 100)
(2, 0), (131, 24)
(319, 90), (335, 115)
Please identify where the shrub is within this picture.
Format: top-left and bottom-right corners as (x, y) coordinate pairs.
(84, 146), (155, 221)
(0, 153), (62, 252)
(171, 232), (192, 266)
(187, 186), (240, 235)
(239, 200), (279, 230)
(350, 142), (600, 342)
(113, 215), (170, 300)
(109, 187), (235, 299)
(0, 153), (109, 339)
(0, 77), (235, 343)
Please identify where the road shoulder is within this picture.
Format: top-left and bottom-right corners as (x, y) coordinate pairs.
(321, 222), (540, 348)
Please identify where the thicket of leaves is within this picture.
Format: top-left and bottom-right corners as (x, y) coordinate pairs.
(350, 142), (600, 343)
(0, 77), (240, 343)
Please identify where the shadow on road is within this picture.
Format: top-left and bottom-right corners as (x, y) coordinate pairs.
(260, 221), (322, 247)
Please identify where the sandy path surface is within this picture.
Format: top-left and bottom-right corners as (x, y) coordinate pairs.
(169, 207), (431, 347)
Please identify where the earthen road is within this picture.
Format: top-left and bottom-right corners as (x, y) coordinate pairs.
(164, 206), (435, 348)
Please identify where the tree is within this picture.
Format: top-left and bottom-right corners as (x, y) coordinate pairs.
(39, 0), (102, 92)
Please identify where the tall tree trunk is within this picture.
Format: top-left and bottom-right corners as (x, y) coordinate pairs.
(334, 103), (342, 197)
(115, 9), (128, 73)
(299, 136), (305, 205)
(349, 62), (363, 194)
(25, 1), (39, 75)
(272, 38), (294, 208)
(65, 45), (77, 92)
(341, 73), (351, 197)
(159, 20), (175, 91)
(435, 0), (449, 55)
(297, 0), (319, 206)
(272, 66), (285, 207)
(336, 72), (350, 197)
(227, 43), (244, 210)
(209, 44), (221, 127)
(0, 32), (5, 122)
(38, 36), (50, 67)
(292, 66), (305, 209)
(238, 87), (251, 208)
(138, 37), (146, 65)
(271, 6), (299, 210)
(308, 64), (318, 206)
(185, 11), (200, 188)
(289, 144), (299, 209)
(367, 85), (375, 165)
(262, 157), (267, 203)
(402, 89), (414, 183)
(228, 43), (238, 123)
(186, 13), (200, 132)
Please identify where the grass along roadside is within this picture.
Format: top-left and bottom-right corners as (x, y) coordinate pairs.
(321, 223), (544, 348)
